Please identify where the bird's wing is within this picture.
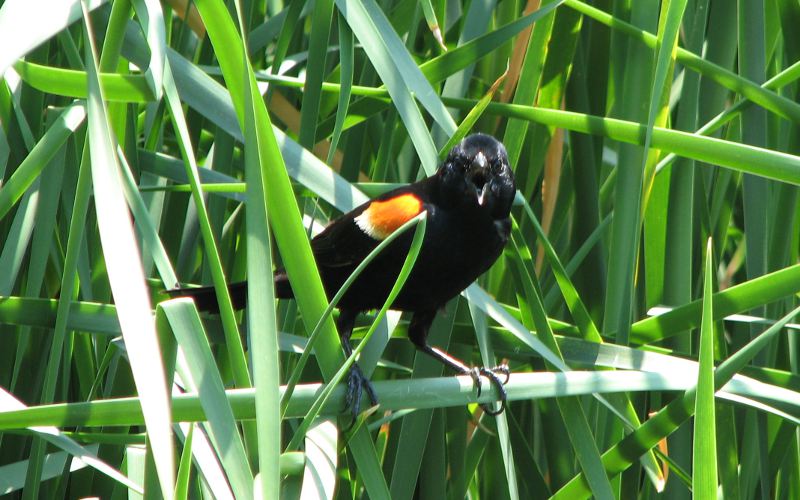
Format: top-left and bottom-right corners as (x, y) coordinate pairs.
(311, 187), (427, 268)
(311, 209), (379, 268)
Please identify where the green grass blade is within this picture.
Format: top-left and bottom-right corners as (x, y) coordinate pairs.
(693, 238), (718, 498)
(467, 304), (519, 499)
(191, 0), (390, 495)
(0, 389), (142, 493)
(335, 0), (444, 174)
(388, 308), (456, 500)
(174, 424), (194, 500)
(13, 60), (154, 102)
(0, 103), (85, 221)
(82, 7), (174, 497)
(160, 299), (253, 498)
(130, 0), (166, 100)
(327, 13), (354, 165)
(299, 420), (338, 498)
(631, 264), (800, 344)
(298, 0), (334, 149)
(501, 0), (557, 167)
(242, 40), (282, 498)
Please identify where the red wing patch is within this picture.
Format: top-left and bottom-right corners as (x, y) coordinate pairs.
(354, 193), (423, 240)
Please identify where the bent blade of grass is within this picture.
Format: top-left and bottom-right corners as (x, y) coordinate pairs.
(0, 371), (699, 429)
(0, 389), (142, 493)
(653, 59), (800, 174)
(555, 335), (800, 424)
(471, 102), (800, 186)
(160, 299), (253, 498)
(300, 420), (338, 499)
(0, 448), (94, 494)
(0, 296), (121, 334)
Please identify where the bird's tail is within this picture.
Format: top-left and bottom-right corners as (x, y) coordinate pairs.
(164, 270), (294, 312)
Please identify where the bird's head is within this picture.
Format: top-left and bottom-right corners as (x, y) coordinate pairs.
(438, 133), (516, 219)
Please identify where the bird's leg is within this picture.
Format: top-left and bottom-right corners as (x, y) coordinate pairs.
(337, 309), (378, 422)
(408, 310), (509, 415)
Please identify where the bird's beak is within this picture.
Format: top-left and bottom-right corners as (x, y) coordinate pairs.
(470, 151), (490, 205)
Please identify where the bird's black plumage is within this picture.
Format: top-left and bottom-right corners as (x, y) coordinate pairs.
(168, 133), (516, 419)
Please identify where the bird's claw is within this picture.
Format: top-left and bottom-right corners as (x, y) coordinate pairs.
(463, 364), (510, 416)
(343, 364), (378, 430)
(489, 364), (511, 384)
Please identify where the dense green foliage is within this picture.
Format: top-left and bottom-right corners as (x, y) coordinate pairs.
(1, 0), (800, 498)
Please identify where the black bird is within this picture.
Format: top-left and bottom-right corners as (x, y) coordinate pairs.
(168, 133), (516, 419)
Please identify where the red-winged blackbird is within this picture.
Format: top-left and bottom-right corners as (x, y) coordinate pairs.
(168, 133), (516, 418)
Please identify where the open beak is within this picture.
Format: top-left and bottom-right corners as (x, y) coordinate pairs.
(470, 151), (490, 206)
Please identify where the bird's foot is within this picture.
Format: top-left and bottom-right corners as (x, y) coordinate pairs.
(463, 364), (510, 416)
(343, 364), (379, 428)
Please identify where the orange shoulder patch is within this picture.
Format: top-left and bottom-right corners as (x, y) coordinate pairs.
(354, 193), (423, 240)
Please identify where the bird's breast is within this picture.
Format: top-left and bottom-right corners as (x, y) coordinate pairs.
(389, 208), (508, 310)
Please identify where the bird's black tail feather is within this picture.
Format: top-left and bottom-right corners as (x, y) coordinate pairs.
(164, 270), (294, 312)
